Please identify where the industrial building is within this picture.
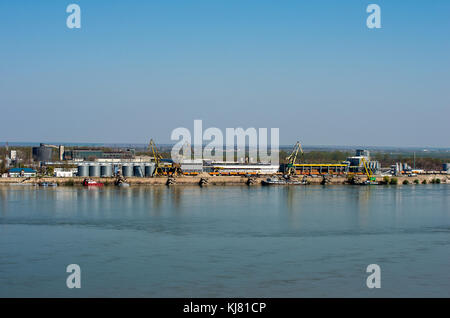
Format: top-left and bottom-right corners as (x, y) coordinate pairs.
(64, 148), (135, 161)
(24, 141), (391, 179)
(279, 149), (379, 175)
(285, 163), (349, 175)
(32, 144), (65, 162)
(203, 161), (280, 175)
(53, 168), (78, 177)
(344, 149), (380, 174)
(180, 160), (203, 174)
(8, 168), (37, 178)
(75, 160), (281, 177)
(77, 162), (155, 178)
(32, 143), (136, 162)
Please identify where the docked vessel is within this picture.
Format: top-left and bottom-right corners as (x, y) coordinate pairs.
(82, 178), (104, 187)
(262, 176), (308, 185)
(114, 175), (129, 187)
(39, 182), (58, 187)
(361, 180), (379, 185)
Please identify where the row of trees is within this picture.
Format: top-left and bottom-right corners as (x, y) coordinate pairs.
(371, 153), (448, 171)
(157, 149), (448, 170)
(1, 145), (448, 172)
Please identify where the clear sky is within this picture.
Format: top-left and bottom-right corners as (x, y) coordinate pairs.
(0, 0), (449, 147)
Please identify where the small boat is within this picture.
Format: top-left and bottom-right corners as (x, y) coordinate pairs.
(82, 178), (104, 187)
(262, 176), (307, 185)
(39, 182), (58, 187)
(114, 176), (129, 187)
(361, 180), (379, 185)
(351, 177), (378, 185)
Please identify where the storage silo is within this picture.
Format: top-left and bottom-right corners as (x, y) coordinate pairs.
(100, 164), (113, 177)
(32, 144), (55, 162)
(133, 164), (145, 177)
(145, 163), (156, 177)
(443, 163), (450, 173)
(122, 164), (133, 177)
(89, 163), (100, 177)
(77, 164), (89, 177)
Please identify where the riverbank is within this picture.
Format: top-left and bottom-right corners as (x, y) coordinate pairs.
(0, 174), (448, 186)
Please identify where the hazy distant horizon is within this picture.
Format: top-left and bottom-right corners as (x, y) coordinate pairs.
(2, 140), (450, 152)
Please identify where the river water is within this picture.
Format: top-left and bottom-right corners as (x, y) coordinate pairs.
(0, 184), (449, 297)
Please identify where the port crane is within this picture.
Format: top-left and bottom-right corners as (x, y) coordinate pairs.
(361, 157), (377, 184)
(148, 139), (181, 176)
(285, 141), (304, 176)
(148, 139), (164, 176)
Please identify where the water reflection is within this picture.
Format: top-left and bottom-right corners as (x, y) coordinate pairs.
(1, 184), (448, 234)
(1, 184), (449, 298)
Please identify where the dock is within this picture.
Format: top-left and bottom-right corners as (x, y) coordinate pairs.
(0, 174), (448, 186)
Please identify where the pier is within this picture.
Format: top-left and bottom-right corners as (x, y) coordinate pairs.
(0, 174), (448, 186)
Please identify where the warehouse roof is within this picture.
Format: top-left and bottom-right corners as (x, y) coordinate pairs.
(8, 168), (37, 173)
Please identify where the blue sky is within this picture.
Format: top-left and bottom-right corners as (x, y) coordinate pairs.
(0, 0), (449, 147)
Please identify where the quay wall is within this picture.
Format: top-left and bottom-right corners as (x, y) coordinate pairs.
(0, 174), (448, 186)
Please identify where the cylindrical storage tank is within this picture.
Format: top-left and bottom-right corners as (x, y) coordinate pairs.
(77, 164), (89, 177)
(100, 164), (113, 177)
(145, 163), (156, 177)
(133, 164), (145, 177)
(89, 164), (100, 177)
(34, 146), (53, 162)
(122, 164), (133, 177)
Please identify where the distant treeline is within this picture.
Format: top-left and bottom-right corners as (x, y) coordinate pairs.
(1, 146), (449, 172)
(278, 150), (449, 170)
(281, 150), (449, 170)
(371, 152), (448, 170)
(278, 150), (352, 164)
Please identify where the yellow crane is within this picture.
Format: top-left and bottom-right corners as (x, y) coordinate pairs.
(148, 139), (164, 176)
(148, 139), (181, 176)
(361, 157), (377, 183)
(285, 141), (304, 175)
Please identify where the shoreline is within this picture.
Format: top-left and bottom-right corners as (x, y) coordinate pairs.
(0, 174), (448, 186)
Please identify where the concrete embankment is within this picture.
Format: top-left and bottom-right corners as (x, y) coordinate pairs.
(0, 174), (448, 186)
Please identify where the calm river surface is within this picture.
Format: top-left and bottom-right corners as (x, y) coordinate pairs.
(0, 184), (449, 297)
